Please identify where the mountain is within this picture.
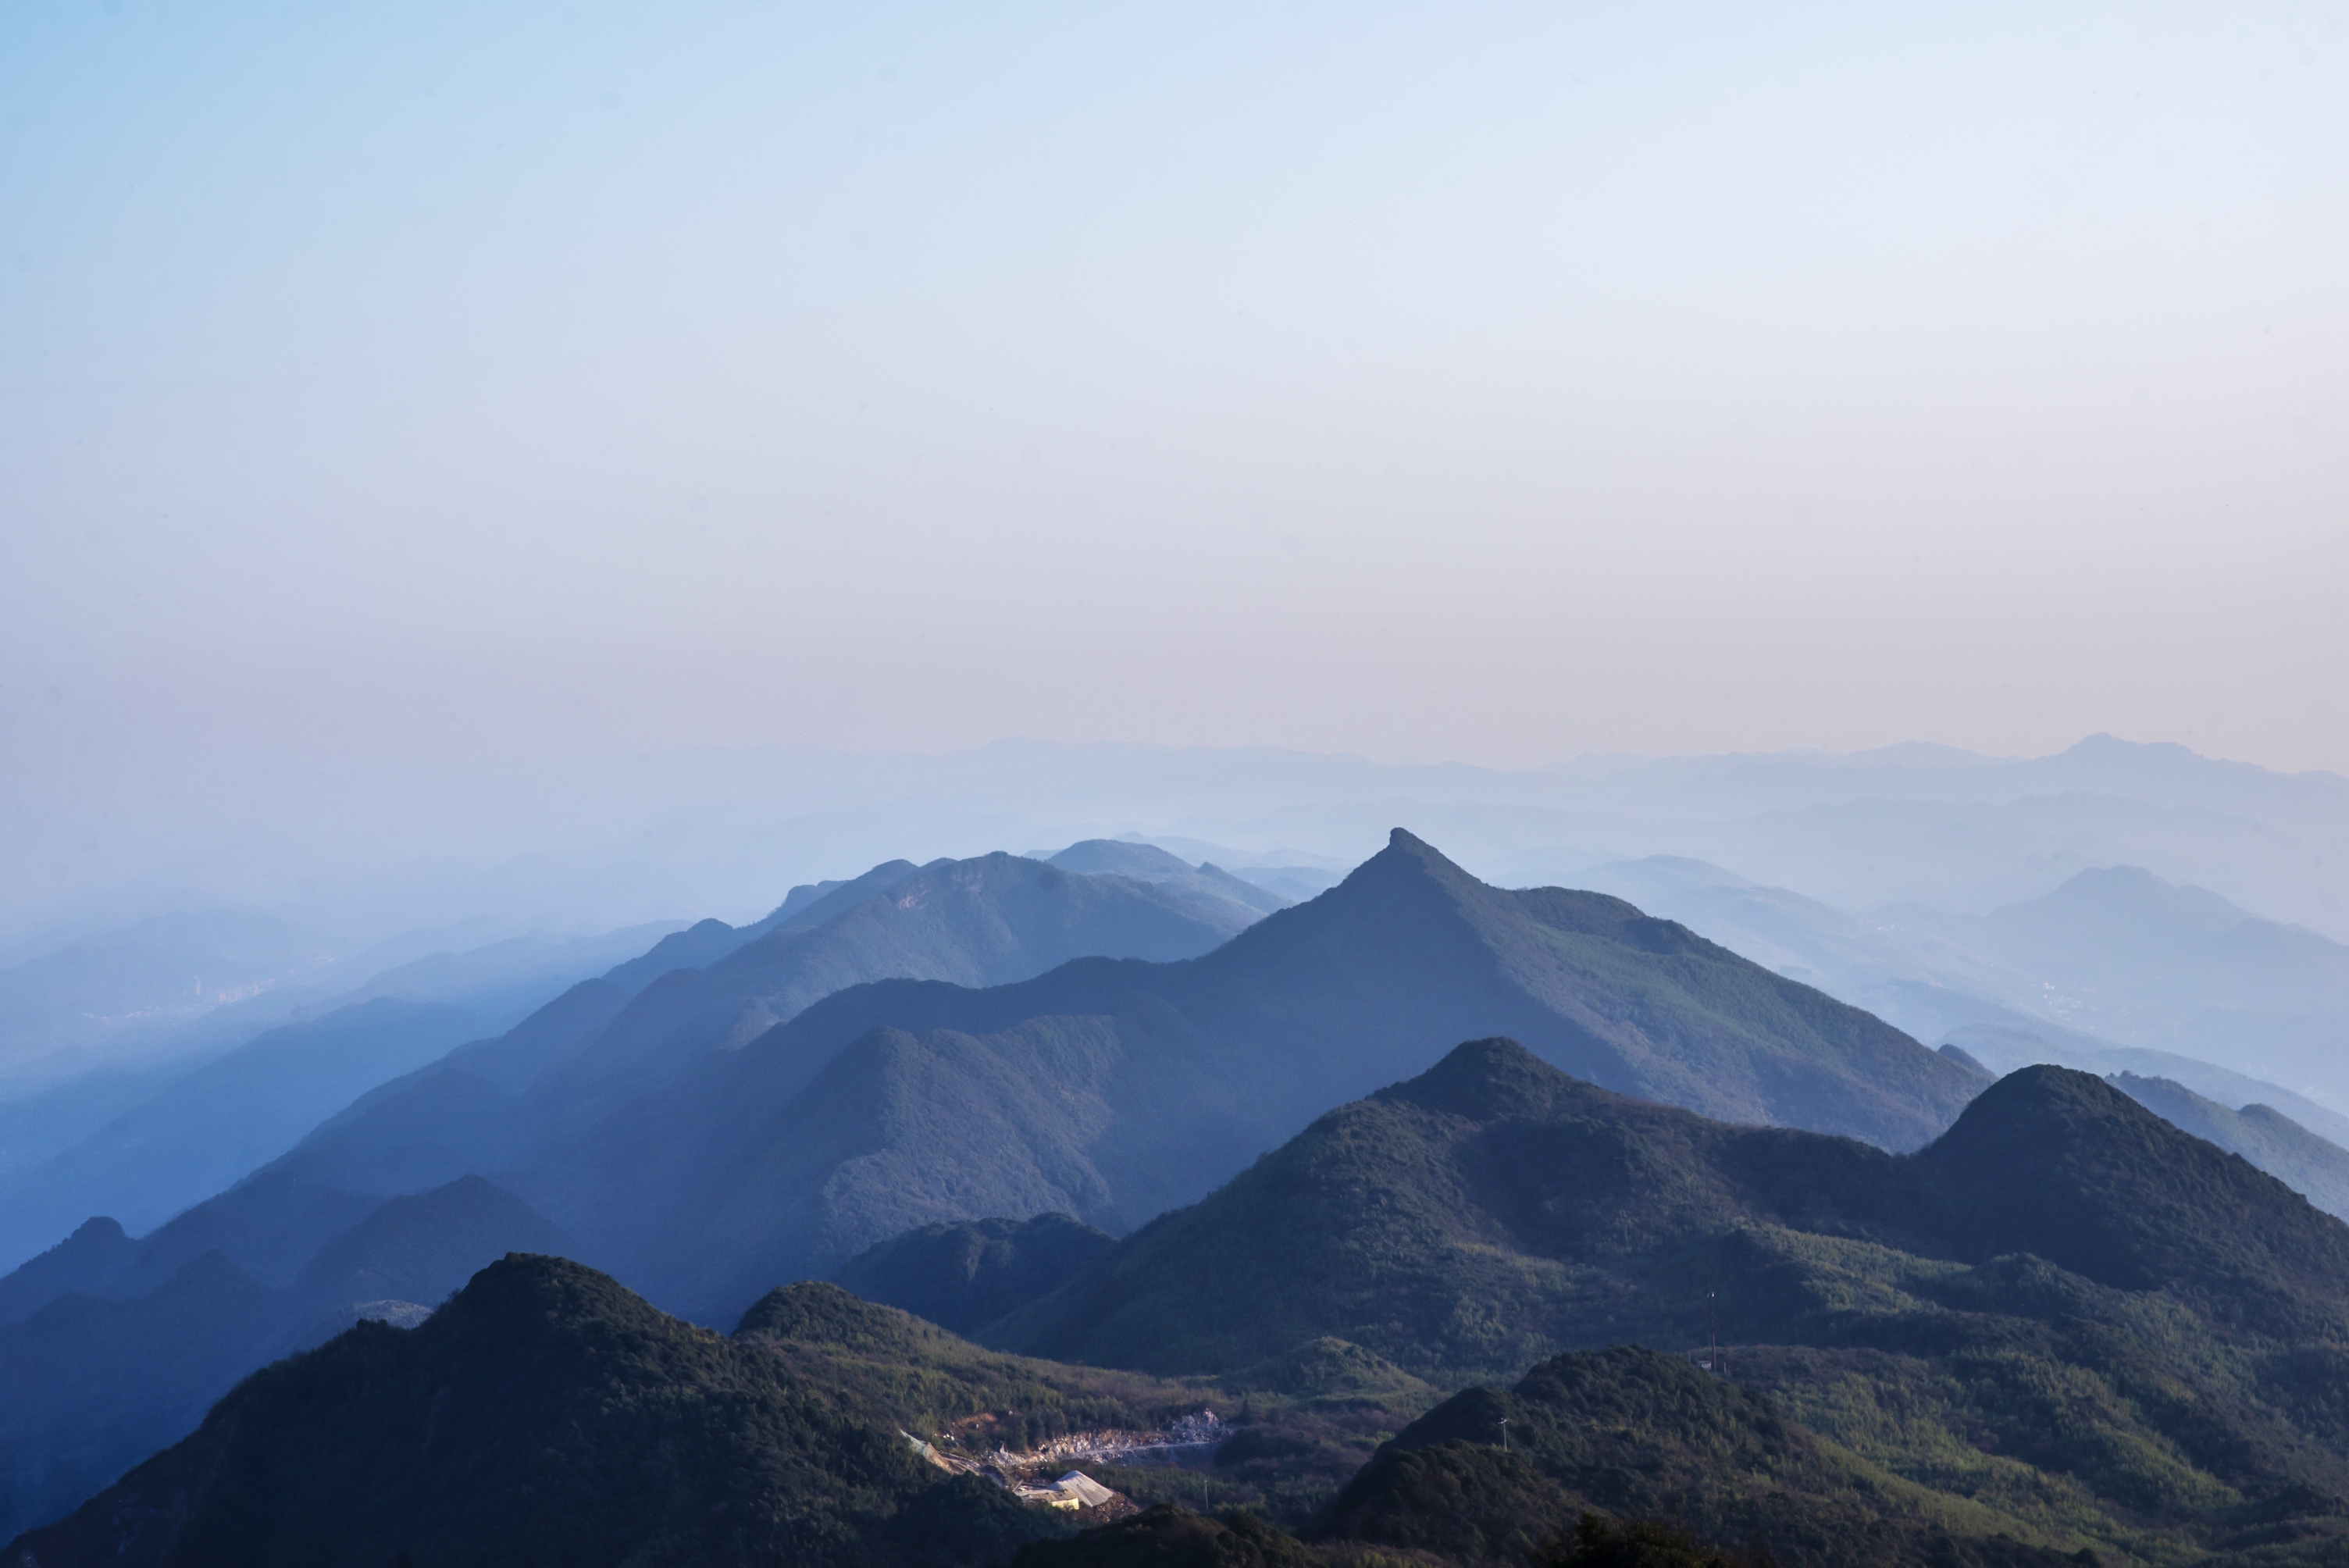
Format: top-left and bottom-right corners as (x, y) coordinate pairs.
(545, 850), (1257, 1100)
(3, 1256), (1255, 1568)
(834, 1213), (1117, 1338)
(1314, 1345), (2071, 1567)
(923, 1039), (2349, 1560)
(0, 999), (484, 1267)
(2105, 1072), (2349, 1221)
(0, 843), (1292, 1537)
(27, 1042), (2349, 1565)
(769, 831), (1978, 1149)
(258, 849), (1264, 1221)
(0, 1177), (569, 1545)
(1887, 866), (2349, 1103)
(0, 1218), (137, 1327)
(592, 831), (1977, 1323)
(1575, 854), (2349, 1174)
(0, 915), (690, 1267)
(989, 1039), (2349, 1374)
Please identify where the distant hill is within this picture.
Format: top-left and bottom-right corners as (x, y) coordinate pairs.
(0, 1177), (569, 1545)
(0, 910), (340, 1076)
(0, 915), (692, 1273)
(1043, 839), (1291, 921)
(1888, 864), (2349, 1103)
(0, 999), (483, 1267)
(1577, 853), (2349, 1190)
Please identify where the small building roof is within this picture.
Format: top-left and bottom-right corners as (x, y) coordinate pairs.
(1055, 1470), (1115, 1507)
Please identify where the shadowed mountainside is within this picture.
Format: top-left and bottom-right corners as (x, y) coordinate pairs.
(833, 1213), (1117, 1338)
(0, 1177), (568, 1544)
(3, 1260), (1244, 1568)
(2104, 1071), (2349, 1221)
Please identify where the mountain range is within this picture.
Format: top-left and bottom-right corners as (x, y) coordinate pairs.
(98, 830), (1971, 1337)
(0, 843), (1287, 1538)
(586, 829), (1980, 1321)
(20, 821), (2349, 1562)
(886, 1039), (2349, 1561)
(26, 1033), (2349, 1566)
(0, 829), (1990, 1546)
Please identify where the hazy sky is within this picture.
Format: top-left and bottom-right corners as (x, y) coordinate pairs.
(6, 1), (2347, 782)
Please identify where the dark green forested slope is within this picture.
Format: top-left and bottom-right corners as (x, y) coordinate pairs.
(30, 1042), (2349, 1567)
(979, 1038), (1910, 1379)
(0, 1178), (571, 1545)
(9, 1253), (2097, 1568)
(2106, 1071), (2349, 1223)
(3, 1262), (1263, 1568)
(1314, 1345), (2076, 1568)
(941, 1041), (2349, 1564)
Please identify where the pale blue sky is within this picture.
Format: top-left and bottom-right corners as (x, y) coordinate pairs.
(5, 2), (2347, 788)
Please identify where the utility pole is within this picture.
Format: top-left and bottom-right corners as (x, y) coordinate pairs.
(1708, 1290), (1717, 1373)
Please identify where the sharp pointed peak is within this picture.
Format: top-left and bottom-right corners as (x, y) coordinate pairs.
(1347, 828), (1478, 886)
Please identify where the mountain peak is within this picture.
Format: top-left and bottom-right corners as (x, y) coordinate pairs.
(1924, 1062), (2156, 1171)
(1328, 828), (1485, 903)
(1377, 1037), (1581, 1122)
(734, 1279), (934, 1354)
(1383, 826), (1444, 858)
(1920, 1063), (2349, 1322)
